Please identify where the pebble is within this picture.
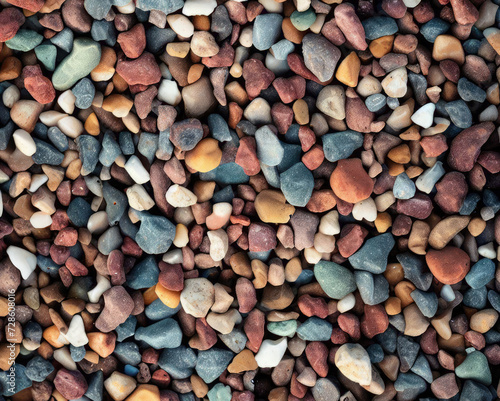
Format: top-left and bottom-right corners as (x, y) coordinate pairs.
(335, 343), (372, 385)
(322, 130), (363, 162)
(314, 260), (356, 299)
(255, 337), (287, 368)
(302, 33), (341, 82)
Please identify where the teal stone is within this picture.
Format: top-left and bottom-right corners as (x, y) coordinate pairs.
(34, 44), (57, 71)
(159, 346), (197, 379)
(6, 30), (43, 52)
(102, 182), (127, 225)
(322, 130), (364, 162)
(134, 318), (182, 349)
(397, 336), (419, 372)
(199, 162), (249, 185)
(296, 317), (332, 341)
(277, 143), (302, 173)
(280, 162), (314, 207)
(455, 351), (492, 385)
(116, 315), (137, 342)
(466, 259), (495, 289)
(348, 233), (395, 274)
(355, 271), (389, 305)
(85, 371), (103, 401)
(25, 356), (54, 382)
(255, 125), (284, 166)
(396, 253), (433, 291)
(460, 380), (493, 401)
(126, 256), (159, 290)
(410, 354), (433, 383)
(50, 27), (74, 52)
(0, 365), (31, 396)
(253, 13), (283, 51)
(114, 342), (141, 366)
(393, 372), (427, 400)
(393, 172), (416, 200)
(97, 226), (122, 255)
(260, 163), (280, 188)
(207, 383), (232, 401)
(410, 289), (438, 318)
(208, 114), (231, 142)
(290, 8), (317, 31)
(196, 348), (234, 384)
(463, 286), (487, 309)
(267, 320), (297, 337)
(271, 39), (295, 61)
(488, 290), (500, 312)
(76, 135), (101, 175)
(362, 17), (398, 40)
(52, 38), (101, 91)
(314, 260), (356, 299)
(135, 212), (176, 254)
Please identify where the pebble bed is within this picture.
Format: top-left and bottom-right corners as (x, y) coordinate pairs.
(0, 0), (499, 400)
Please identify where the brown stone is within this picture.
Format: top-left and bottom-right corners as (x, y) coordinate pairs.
(330, 158), (374, 204)
(425, 247), (470, 285)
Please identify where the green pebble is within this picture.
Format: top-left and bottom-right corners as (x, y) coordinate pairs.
(6, 30), (43, 52)
(35, 44), (58, 71)
(267, 320), (297, 337)
(207, 383), (232, 401)
(314, 260), (356, 299)
(455, 350), (492, 385)
(52, 38), (101, 91)
(290, 8), (317, 32)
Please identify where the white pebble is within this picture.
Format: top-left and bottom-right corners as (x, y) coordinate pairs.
(411, 103), (435, 129)
(163, 249), (184, 264)
(239, 27), (253, 47)
(84, 176), (103, 197)
(2, 85), (20, 108)
(115, 0), (135, 13)
(0, 170), (9, 185)
(29, 174), (48, 192)
(53, 347), (77, 371)
(207, 229), (229, 262)
(304, 247), (322, 264)
(13, 129), (36, 156)
(166, 184), (197, 207)
(294, 0), (311, 12)
(63, 315), (88, 347)
(87, 211), (109, 235)
(258, 0), (283, 12)
(318, 210), (340, 236)
(313, 232), (335, 253)
(402, 0), (421, 7)
(39, 111), (68, 126)
(479, 104), (498, 122)
(158, 79), (182, 106)
(87, 274), (111, 303)
(375, 191), (396, 212)
(357, 75), (382, 97)
(126, 184), (155, 211)
(57, 116), (84, 138)
(381, 67), (407, 98)
(352, 197), (377, 222)
(30, 211), (53, 229)
(57, 90), (76, 114)
(166, 14), (194, 37)
(255, 337), (288, 368)
(6, 246), (37, 280)
(182, 0), (217, 15)
(337, 293), (356, 313)
(124, 155), (150, 184)
(478, 242), (496, 259)
(440, 285), (455, 302)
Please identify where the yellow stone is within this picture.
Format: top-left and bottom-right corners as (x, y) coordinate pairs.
(185, 138), (222, 173)
(433, 35), (465, 64)
(102, 94), (133, 118)
(335, 52), (360, 87)
(84, 112), (100, 136)
(254, 190), (296, 224)
(126, 384), (160, 401)
(155, 283), (181, 308)
(369, 35), (394, 58)
(387, 144), (411, 164)
(374, 212), (392, 233)
(166, 42), (191, 58)
(470, 309), (499, 333)
(190, 375), (209, 398)
(228, 349), (258, 373)
(293, 99), (309, 125)
(143, 286), (158, 305)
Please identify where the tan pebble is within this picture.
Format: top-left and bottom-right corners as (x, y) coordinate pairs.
(408, 220), (430, 255)
(190, 31), (219, 57)
(66, 159), (83, 180)
(0, 57), (22, 82)
(91, 47), (116, 82)
(227, 349), (258, 373)
(84, 112), (100, 136)
(374, 212), (392, 233)
(0, 343), (19, 370)
(394, 281), (416, 308)
(187, 64), (204, 84)
(185, 138), (222, 173)
(405, 165), (423, 179)
(285, 257), (302, 283)
(384, 263), (404, 286)
(437, 333), (465, 353)
(387, 144), (411, 164)
(229, 252), (253, 279)
(102, 94), (133, 118)
(428, 216), (470, 250)
(431, 308), (453, 340)
(433, 35), (465, 64)
(369, 36), (394, 58)
(268, 261), (286, 286)
(252, 259), (269, 289)
(127, 384), (160, 401)
(113, 72), (128, 92)
(335, 51), (360, 87)
(193, 180), (216, 202)
(385, 297), (402, 315)
(10, 100), (43, 133)
(254, 190), (296, 224)
(468, 217), (486, 236)
(211, 283), (234, 314)
(470, 309), (499, 333)
(404, 303), (430, 337)
(190, 375), (208, 398)
(293, 99), (309, 124)
(378, 355), (399, 381)
(166, 42), (191, 58)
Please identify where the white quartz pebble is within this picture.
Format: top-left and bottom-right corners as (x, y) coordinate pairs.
(57, 116), (84, 138)
(158, 79), (182, 106)
(2, 85), (20, 108)
(255, 337), (288, 368)
(411, 103), (435, 129)
(478, 242), (496, 259)
(337, 293), (356, 313)
(6, 246), (37, 279)
(381, 67), (407, 98)
(352, 197), (378, 222)
(115, 0), (135, 13)
(29, 174), (48, 193)
(182, 0), (217, 15)
(87, 211), (109, 235)
(53, 347), (77, 371)
(57, 90), (76, 114)
(166, 14), (194, 37)
(124, 155), (150, 184)
(63, 315), (88, 347)
(13, 129), (36, 156)
(39, 111), (68, 126)
(207, 229), (229, 262)
(166, 184), (197, 207)
(87, 274), (111, 303)
(126, 184), (155, 211)
(30, 211), (53, 228)
(318, 210), (340, 236)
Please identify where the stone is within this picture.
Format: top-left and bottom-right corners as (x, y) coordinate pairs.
(425, 247), (470, 285)
(322, 130), (363, 162)
(330, 158), (374, 203)
(253, 13), (283, 51)
(280, 162), (314, 207)
(255, 337), (288, 368)
(180, 278), (215, 318)
(135, 318), (182, 349)
(302, 33), (341, 82)
(334, 343), (372, 385)
(314, 260), (356, 299)
(54, 368), (88, 400)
